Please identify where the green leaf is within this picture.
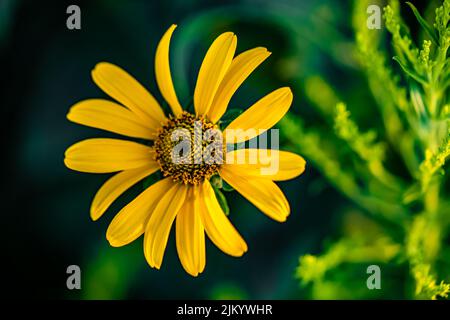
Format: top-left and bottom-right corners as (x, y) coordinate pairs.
(402, 183), (422, 204)
(142, 172), (161, 190)
(210, 174), (223, 189)
(221, 180), (234, 192)
(405, 2), (439, 46)
(393, 56), (428, 85)
(212, 185), (230, 215)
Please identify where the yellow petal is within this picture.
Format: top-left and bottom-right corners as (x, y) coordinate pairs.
(67, 99), (157, 139)
(176, 187), (206, 276)
(155, 24), (183, 116)
(224, 87), (293, 143)
(91, 62), (166, 127)
(208, 47), (271, 123)
(91, 163), (159, 221)
(220, 166), (290, 222)
(64, 138), (155, 173)
(199, 180), (247, 257)
(194, 32), (237, 116)
(225, 149), (306, 181)
(106, 178), (173, 247)
(144, 183), (187, 269)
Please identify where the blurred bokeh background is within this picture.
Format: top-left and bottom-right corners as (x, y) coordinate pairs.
(2, 0), (445, 299)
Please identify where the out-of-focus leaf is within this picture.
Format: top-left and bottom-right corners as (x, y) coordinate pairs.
(409, 82), (428, 125)
(402, 183), (422, 204)
(210, 283), (248, 300)
(82, 242), (142, 299)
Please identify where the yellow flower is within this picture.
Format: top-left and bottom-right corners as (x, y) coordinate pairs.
(64, 24), (306, 276)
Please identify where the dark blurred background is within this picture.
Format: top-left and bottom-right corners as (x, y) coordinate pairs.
(1, 0), (430, 299)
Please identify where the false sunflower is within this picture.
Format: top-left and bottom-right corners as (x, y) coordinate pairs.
(64, 24), (306, 276)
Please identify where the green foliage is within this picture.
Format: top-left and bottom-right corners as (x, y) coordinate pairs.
(83, 242), (142, 299)
(297, 237), (400, 282)
(296, 211), (402, 299)
(334, 102), (386, 163)
(406, 2), (439, 46)
(304, 76), (340, 116)
(406, 215), (450, 299)
(411, 264), (450, 299)
(212, 183), (230, 216)
(419, 130), (450, 188)
(209, 283), (248, 300)
(285, 0), (450, 299)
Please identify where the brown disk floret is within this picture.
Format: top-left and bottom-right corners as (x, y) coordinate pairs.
(154, 112), (224, 185)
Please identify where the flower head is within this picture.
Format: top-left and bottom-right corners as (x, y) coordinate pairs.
(64, 24), (306, 276)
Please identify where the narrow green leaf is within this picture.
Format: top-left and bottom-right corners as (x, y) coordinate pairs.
(212, 185), (230, 215)
(393, 56), (428, 85)
(406, 2), (439, 46)
(221, 180), (234, 192)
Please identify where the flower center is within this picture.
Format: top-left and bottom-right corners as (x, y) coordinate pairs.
(154, 112), (224, 185)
